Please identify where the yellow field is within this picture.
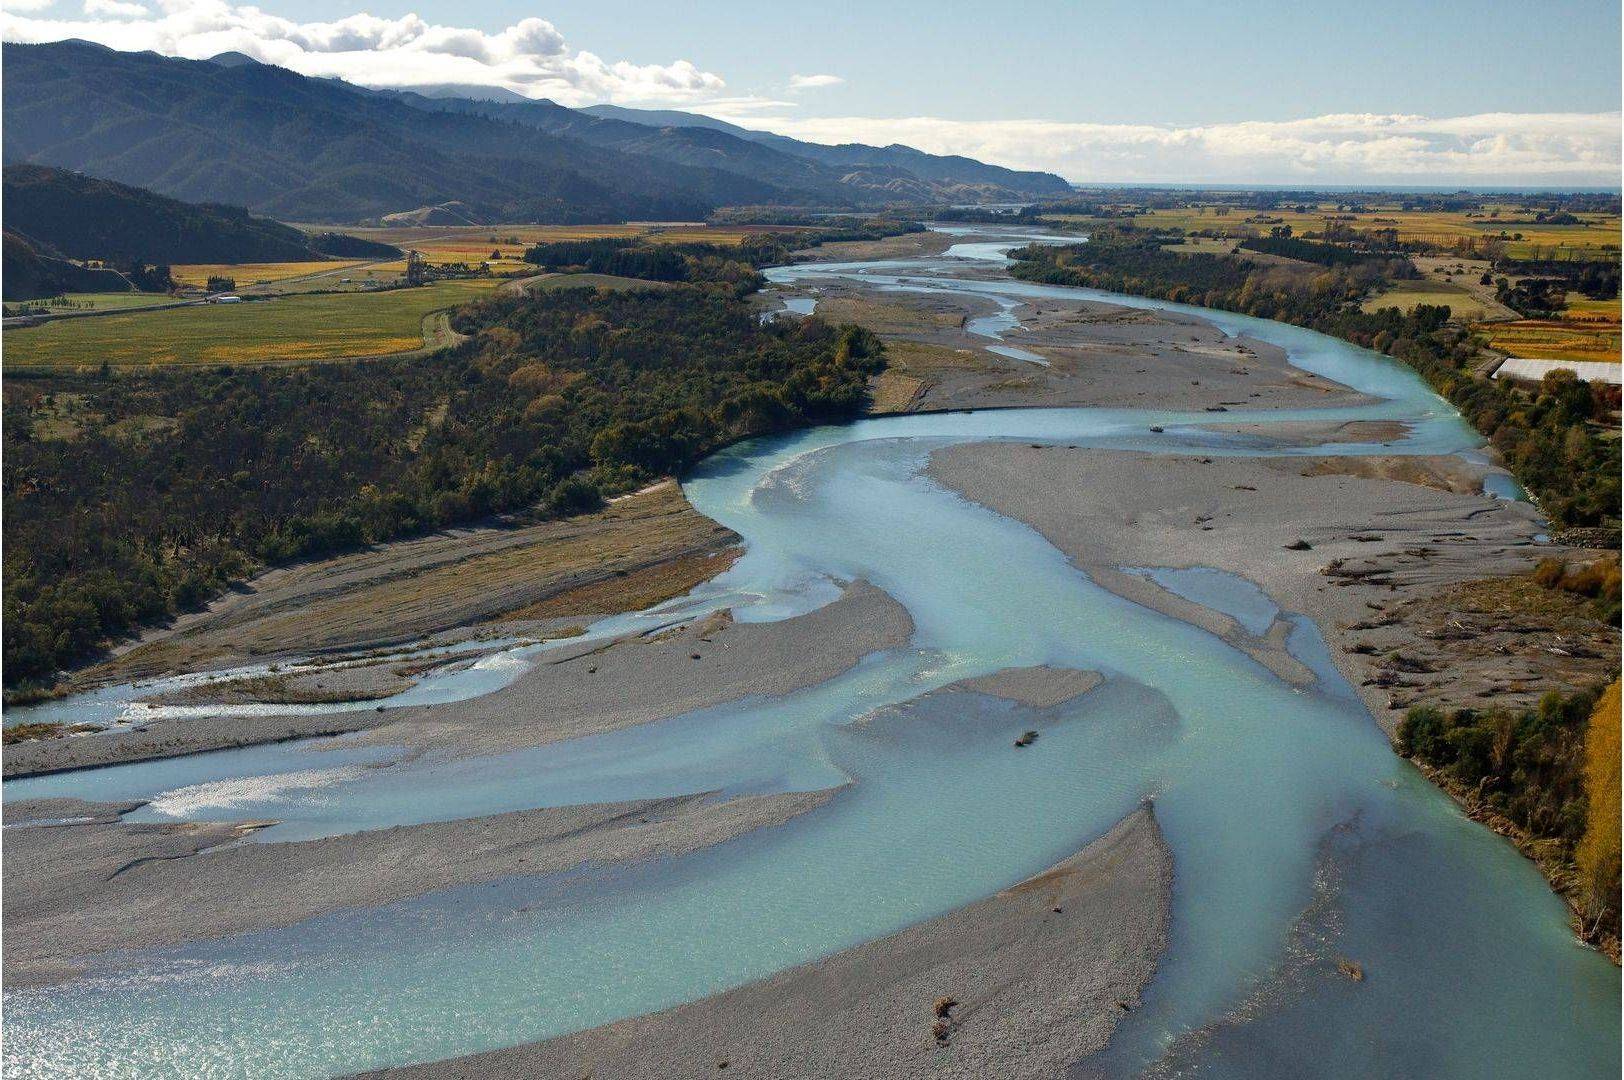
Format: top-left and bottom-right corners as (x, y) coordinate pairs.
(327, 223), (785, 274)
(1051, 204), (1622, 260)
(1477, 318), (1622, 364)
(170, 260), (365, 288)
(1565, 294), (1623, 323)
(1361, 280), (1497, 321)
(3, 279), (502, 369)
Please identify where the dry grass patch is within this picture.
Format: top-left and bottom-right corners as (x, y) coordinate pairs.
(94, 482), (737, 680)
(1284, 455), (1482, 494)
(814, 296), (966, 336)
(1361, 280), (1496, 321)
(499, 547), (742, 621)
(868, 371), (926, 414)
(170, 261), (363, 287)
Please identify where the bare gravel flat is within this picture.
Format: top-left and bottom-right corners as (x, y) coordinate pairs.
(927, 442), (1575, 734)
(4, 788), (839, 989)
(4, 581), (913, 777)
(358, 806), (1171, 1080)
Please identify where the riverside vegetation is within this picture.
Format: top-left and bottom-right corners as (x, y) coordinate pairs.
(1010, 228), (1620, 533)
(3, 261), (884, 691)
(1399, 677), (1621, 955)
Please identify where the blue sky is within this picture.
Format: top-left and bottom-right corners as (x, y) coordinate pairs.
(4, 0), (1619, 183)
(262, 0), (1623, 125)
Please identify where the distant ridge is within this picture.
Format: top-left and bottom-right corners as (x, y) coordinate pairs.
(578, 103), (1071, 197)
(3, 41), (787, 223)
(402, 83), (533, 104)
(4, 40), (1068, 223)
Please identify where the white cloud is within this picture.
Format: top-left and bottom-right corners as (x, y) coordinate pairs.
(703, 110), (1623, 185)
(83, 0), (146, 16)
(788, 73), (842, 90)
(0, 0), (57, 13)
(0, 2), (737, 106)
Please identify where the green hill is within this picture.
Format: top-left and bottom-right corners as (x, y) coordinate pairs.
(4, 164), (321, 264)
(4, 41), (1070, 224)
(1, 227), (129, 301)
(1, 164), (402, 299)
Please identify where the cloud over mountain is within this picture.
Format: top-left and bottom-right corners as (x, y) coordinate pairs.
(0, 1), (729, 105)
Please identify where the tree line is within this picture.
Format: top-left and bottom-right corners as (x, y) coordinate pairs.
(523, 219), (924, 291)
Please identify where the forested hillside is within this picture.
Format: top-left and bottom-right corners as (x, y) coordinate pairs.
(2, 41), (785, 223)
(1, 228), (129, 300)
(3, 165), (398, 266)
(458, 99), (1071, 203)
(3, 41), (1065, 223)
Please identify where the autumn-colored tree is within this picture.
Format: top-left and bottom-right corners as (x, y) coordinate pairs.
(1576, 681), (1621, 939)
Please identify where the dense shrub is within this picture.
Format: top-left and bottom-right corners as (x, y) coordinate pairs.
(1399, 686), (1603, 849)
(1399, 684), (1618, 944)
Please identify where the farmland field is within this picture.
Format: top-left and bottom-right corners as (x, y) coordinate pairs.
(321, 222), (793, 276)
(169, 260), (367, 288)
(1360, 279), (1498, 321)
(1565, 294), (1623, 323)
(5, 291), (179, 313)
(2, 279), (502, 369)
(1162, 237), (1238, 255)
(1049, 204), (1622, 260)
(1476, 317), (1622, 364)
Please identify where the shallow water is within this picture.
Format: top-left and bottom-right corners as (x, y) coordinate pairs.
(1130, 567), (1279, 636)
(2, 226), (1615, 1079)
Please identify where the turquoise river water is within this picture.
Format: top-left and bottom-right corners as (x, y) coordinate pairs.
(1, 227), (1616, 1078)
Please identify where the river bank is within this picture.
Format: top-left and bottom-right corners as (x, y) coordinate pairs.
(4, 579), (913, 777)
(71, 480), (736, 688)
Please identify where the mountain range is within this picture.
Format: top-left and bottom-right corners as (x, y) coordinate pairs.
(2, 40), (1069, 225)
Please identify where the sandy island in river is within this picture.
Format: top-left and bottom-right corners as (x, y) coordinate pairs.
(4, 579), (913, 777)
(3, 788), (840, 989)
